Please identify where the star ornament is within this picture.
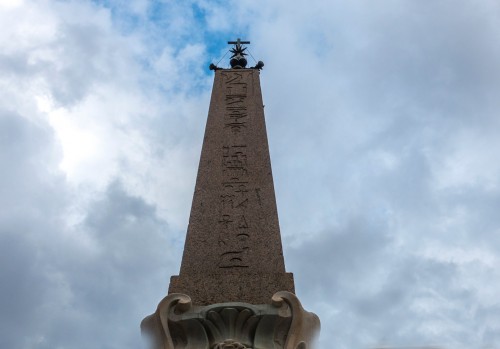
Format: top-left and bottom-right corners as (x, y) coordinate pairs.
(230, 45), (247, 58)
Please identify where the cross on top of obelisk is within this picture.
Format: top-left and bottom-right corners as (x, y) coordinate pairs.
(228, 38), (250, 53)
(228, 38), (250, 45)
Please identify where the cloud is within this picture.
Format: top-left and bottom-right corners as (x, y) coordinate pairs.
(0, 111), (175, 348)
(1, 0), (500, 349)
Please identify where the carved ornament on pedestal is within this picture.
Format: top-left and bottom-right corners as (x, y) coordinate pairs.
(141, 291), (320, 349)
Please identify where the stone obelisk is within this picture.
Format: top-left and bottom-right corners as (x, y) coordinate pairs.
(142, 39), (319, 349)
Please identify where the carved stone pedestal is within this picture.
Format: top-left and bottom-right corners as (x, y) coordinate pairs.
(141, 291), (320, 349)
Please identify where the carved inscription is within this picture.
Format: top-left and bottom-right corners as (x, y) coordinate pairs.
(218, 72), (251, 268)
(218, 146), (250, 268)
(223, 145), (247, 179)
(223, 73), (248, 134)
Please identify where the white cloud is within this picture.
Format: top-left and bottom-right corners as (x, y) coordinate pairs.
(1, 0), (500, 348)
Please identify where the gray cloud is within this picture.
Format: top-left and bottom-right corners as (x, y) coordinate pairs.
(1, 0), (500, 348)
(0, 111), (176, 348)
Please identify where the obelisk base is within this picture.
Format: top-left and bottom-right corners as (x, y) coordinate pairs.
(141, 291), (320, 349)
(169, 272), (295, 305)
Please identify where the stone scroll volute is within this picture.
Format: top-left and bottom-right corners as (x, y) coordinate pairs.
(141, 292), (320, 349)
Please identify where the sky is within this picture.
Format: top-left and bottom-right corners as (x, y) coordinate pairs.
(1, 0), (500, 348)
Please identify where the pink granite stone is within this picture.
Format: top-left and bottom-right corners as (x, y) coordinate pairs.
(168, 69), (294, 305)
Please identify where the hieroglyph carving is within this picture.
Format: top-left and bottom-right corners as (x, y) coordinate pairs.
(141, 291), (320, 349)
(218, 72), (256, 269)
(223, 72), (248, 133)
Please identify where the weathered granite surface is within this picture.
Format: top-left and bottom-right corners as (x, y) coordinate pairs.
(168, 70), (294, 305)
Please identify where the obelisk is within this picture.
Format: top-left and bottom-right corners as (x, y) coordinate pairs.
(142, 39), (319, 349)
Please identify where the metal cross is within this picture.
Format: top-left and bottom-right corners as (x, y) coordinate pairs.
(228, 38), (250, 46)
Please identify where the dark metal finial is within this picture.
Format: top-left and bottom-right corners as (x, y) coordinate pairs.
(228, 38), (250, 69)
(209, 39), (264, 71)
